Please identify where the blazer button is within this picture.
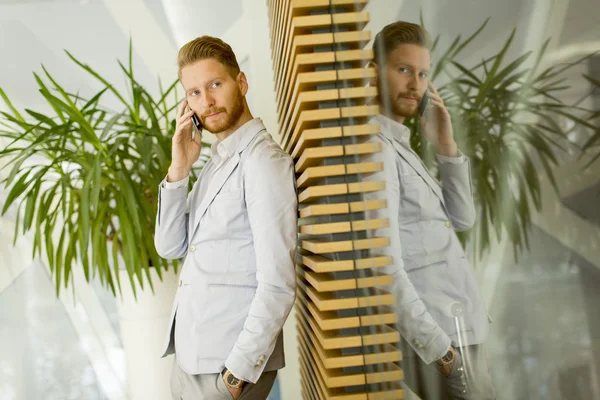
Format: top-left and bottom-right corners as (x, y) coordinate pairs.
(445, 220), (452, 228)
(190, 245), (196, 252)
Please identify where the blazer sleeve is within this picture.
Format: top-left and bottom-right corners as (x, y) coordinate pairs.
(437, 152), (476, 231)
(154, 175), (190, 259)
(224, 150), (298, 383)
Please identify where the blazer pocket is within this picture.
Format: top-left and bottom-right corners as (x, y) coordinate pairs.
(401, 174), (422, 184)
(216, 189), (242, 200)
(209, 283), (258, 290)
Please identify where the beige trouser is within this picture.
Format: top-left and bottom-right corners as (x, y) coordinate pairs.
(170, 357), (277, 400)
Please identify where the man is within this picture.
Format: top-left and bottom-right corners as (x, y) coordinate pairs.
(364, 21), (496, 399)
(154, 36), (297, 400)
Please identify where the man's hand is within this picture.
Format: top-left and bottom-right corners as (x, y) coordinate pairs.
(168, 99), (202, 182)
(222, 376), (243, 399)
(419, 82), (458, 158)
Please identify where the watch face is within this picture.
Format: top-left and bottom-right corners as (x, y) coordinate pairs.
(227, 373), (240, 387)
(442, 350), (454, 363)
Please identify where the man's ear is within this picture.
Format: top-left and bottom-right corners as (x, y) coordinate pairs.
(237, 71), (249, 96)
(367, 61), (379, 87)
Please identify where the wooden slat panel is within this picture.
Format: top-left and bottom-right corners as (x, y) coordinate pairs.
(276, 31), (371, 108)
(274, 3), (369, 100)
(295, 302), (400, 350)
(297, 320), (402, 369)
(292, 123), (380, 159)
(276, 13), (370, 106)
(296, 325), (403, 388)
(298, 341), (405, 399)
(282, 86), (377, 145)
(295, 282), (398, 330)
(284, 87), (378, 152)
(278, 49), (374, 120)
(267, 1), (403, 397)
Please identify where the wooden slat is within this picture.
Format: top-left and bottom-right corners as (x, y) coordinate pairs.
(298, 181), (385, 203)
(299, 284), (394, 312)
(296, 142), (382, 172)
(300, 218), (389, 235)
(302, 237), (389, 254)
(301, 254), (391, 273)
(297, 161), (382, 188)
(297, 266), (394, 291)
(299, 199), (387, 218)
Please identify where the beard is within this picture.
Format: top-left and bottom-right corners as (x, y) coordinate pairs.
(200, 89), (245, 134)
(391, 93), (420, 118)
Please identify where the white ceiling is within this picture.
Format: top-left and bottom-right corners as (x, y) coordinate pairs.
(0, 0), (598, 112)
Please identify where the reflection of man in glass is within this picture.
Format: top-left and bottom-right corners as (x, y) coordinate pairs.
(364, 21), (496, 399)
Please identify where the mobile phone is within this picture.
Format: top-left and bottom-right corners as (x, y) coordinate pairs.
(187, 106), (203, 140)
(419, 92), (430, 117)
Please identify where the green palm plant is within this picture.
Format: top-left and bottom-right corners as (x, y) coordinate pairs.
(0, 41), (210, 295)
(405, 19), (600, 261)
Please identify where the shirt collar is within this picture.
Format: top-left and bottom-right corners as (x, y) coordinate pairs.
(371, 113), (412, 148)
(210, 118), (265, 159)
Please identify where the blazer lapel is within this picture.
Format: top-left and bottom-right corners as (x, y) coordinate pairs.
(390, 138), (446, 207)
(190, 153), (241, 240)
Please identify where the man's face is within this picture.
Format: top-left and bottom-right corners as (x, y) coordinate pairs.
(377, 44), (431, 120)
(180, 58), (246, 134)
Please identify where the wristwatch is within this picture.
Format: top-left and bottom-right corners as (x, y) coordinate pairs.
(437, 346), (456, 366)
(222, 368), (246, 389)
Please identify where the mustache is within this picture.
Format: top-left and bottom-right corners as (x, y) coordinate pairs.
(201, 107), (226, 118)
(398, 93), (421, 101)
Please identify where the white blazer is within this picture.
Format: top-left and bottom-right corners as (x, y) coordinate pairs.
(154, 118), (298, 383)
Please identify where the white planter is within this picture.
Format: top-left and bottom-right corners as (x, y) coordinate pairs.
(117, 267), (178, 400)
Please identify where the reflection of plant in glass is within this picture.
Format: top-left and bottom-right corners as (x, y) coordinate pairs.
(405, 18), (600, 261)
(0, 41), (210, 295)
